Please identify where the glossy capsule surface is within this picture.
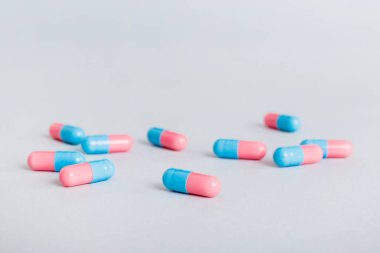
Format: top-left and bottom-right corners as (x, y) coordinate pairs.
(300, 139), (353, 158)
(273, 144), (323, 167)
(162, 168), (221, 198)
(81, 135), (133, 154)
(264, 113), (301, 132)
(49, 123), (86, 145)
(147, 127), (187, 151)
(213, 139), (266, 160)
(59, 159), (115, 187)
(27, 151), (85, 172)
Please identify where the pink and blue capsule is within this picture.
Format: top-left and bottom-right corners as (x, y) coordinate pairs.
(213, 139), (266, 160)
(147, 127), (187, 151)
(50, 123), (86, 145)
(59, 159), (115, 187)
(81, 135), (133, 154)
(300, 139), (353, 158)
(162, 168), (221, 198)
(264, 113), (301, 132)
(27, 151), (85, 172)
(273, 144), (323, 167)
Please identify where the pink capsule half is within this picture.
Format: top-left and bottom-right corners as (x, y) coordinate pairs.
(186, 172), (221, 198)
(327, 140), (353, 158)
(302, 145), (324, 164)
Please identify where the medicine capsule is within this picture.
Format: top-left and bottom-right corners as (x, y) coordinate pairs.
(81, 135), (133, 154)
(162, 168), (221, 198)
(147, 127), (187, 151)
(300, 139), (353, 158)
(273, 144), (323, 167)
(213, 139), (266, 160)
(59, 159), (115, 187)
(49, 123), (86, 145)
(264, 113), (301, 132)
(27, 151), (85, 172)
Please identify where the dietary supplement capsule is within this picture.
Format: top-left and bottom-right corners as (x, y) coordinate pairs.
(27, 151), (85, 172)
(213, 139), (266, 160)
(273, 144), (323, 167)
(264, 113), (301, 132)
(162, 168), (221, 198)
(147, 127), (187, 151)
(59, 159), (115, 187)
(81, 135), (133, 154)
(49, 123), (86, 145)
(300, 139), (353, 158)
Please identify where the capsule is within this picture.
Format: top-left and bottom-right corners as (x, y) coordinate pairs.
(27, 151), (85, 172)
(147, 127), (187, 151)
(59, 159), (115, 187)
(213, 139), (266, 160)
(264, 113), (301, 132)
(300, 139), (353, 158)
(81, 135), (133, 154)
(49, 123), (86, 145)
(273, 144), (323, 167)
(162, 168), (221, 198)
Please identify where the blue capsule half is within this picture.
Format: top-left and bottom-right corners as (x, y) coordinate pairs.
(54, 151), (86, 172)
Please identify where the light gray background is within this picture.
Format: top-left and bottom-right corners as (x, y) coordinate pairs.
(0, 1), (379, 252)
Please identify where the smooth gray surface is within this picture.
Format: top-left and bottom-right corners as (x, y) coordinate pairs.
(0, 1), (379, 252)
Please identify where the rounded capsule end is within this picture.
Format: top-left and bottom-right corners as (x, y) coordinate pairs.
(27, 152), (35, 170)
(284, 117), (301, 132)
(161, 131), (188, 151)
(327, 140), (353, 158)
(170, 134), (188, 151)
(162, 168), (175, 191)
(286, 117), (301, 133)
(213, 139), (223, 158)
(273, 147), (298, 167)
(238, 141), (267, 160)
(264, 113), (279, 129)
(339, 140), (353, 158)
(202, 176), (221, 198)
(81, 137), (94, 154)
(186, 172), (221, 198)
(69, 128), (86, 145)
(49, 123), (64, 140)
(59, 163), (92, 187)
(27, 151), (55, 171)
(147, 127), (164, 146)
(301, 144), (323, 164)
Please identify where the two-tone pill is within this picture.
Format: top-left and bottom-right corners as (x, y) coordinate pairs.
(27, 151), (85, 172)
(273, 144), (323, 167)
(59, 159), (115, 187)
(147, 127), (187, 151)
(49, 123), (86, 145)
(81, 135), (133, 154)
(264, 113), (301, 132)
(162, 168), (221, 198)
(300, 139), (353, 158)
(213, 139), (266, 160)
